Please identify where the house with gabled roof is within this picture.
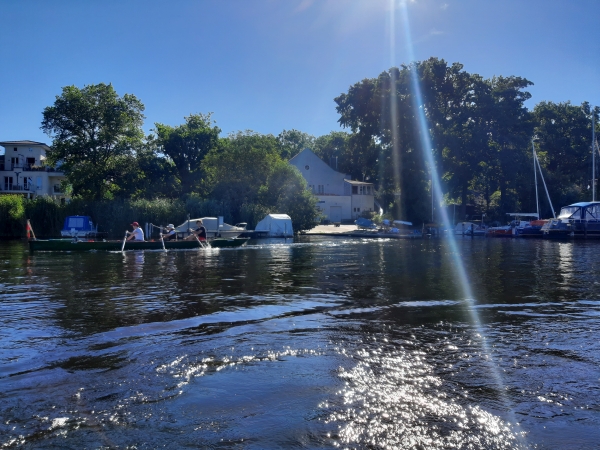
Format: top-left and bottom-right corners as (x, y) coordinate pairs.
(0, 140), (67, 199)
(289, 148), (375, 223)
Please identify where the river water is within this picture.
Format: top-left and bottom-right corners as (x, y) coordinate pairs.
(1, 236), (599, 449)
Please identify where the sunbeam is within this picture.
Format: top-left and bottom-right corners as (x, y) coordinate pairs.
(393, 0), (528, 445)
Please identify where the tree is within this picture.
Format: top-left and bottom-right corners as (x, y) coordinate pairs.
(202, 131), (279, 217)
(41, 83), (145, 200)
(313, 131), (350, 171)
(259, 161), (319, 232)
(202, 131), (319, 230)
(154, 113), (221, 195)
(532, 102), (599, 210)
(277, 129), (315, 160)
(484, 76), (534, 215)
(127, 135), (181, 199)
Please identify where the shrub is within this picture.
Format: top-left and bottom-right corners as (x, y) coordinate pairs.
(0, 195), (25, 238)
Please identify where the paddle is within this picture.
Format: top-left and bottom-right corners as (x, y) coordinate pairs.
(159, 225), (166, 251)
(193, 232), (208, 249)
(121, 230), (128, 252)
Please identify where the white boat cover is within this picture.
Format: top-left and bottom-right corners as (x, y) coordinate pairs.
(255, 214), (294, 237)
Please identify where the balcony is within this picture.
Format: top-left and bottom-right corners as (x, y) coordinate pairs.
(0, 184), (35, 193)
(0, 163), (61, 172)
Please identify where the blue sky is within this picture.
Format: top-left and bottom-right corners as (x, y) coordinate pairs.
(1, 0), (598, 146)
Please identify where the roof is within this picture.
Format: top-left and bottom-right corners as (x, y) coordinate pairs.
(565, 202), (600, 207)
(507, 213), (539, 218)
(265, 214), (291, 220)
(344, 179), (373, 186)
(0, 140), (49, 147)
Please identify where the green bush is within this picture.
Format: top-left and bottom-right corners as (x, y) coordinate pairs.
(25, 196), (64, 237)
(0, 195), (25, 238)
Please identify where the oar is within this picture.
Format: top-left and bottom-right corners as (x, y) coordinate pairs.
(159, 225), (166, 251)
(121, 230), (128, 252)
(193, 232), (208, 249)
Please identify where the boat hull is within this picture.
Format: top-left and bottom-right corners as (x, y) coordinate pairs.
(348, 231), (422, 239)
(542, 220), (600, 239)
(29, 238), (249, 252)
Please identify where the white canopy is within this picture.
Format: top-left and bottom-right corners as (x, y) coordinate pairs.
(255, 214), (293, 237)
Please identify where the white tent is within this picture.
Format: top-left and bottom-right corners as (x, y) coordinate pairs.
(255, 214), (294, 237)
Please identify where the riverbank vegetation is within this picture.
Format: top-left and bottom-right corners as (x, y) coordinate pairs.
(4, 57), (598, 238)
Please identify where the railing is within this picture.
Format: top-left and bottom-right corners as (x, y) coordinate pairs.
(0, 163), (61, 172)
(0, 185), (34, 192)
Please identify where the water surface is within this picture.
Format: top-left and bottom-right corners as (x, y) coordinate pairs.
(1, 237), (599, 448)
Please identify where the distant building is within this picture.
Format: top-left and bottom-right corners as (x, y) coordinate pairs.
(0, 141), (67, 199)
(289, 148), (375, 223)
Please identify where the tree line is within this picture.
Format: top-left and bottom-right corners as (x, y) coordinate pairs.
(332, 57), (599, 223)
(39, 57), (599, 230)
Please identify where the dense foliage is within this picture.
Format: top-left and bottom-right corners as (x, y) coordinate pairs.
(41, 83), (146, 200)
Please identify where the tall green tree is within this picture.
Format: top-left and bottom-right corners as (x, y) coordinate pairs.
(202, 131), (318, 230)
(126, 135), (181, 199)
(312, 131), (350, 171)
(154, 113), (221, 195)
(277, 129), (315, 160)
(41, 83), (145, 200)
(532, 101), (599, 210)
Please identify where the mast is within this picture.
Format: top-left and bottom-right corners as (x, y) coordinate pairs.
(532, 139), (539, 218)
(594, 109), (596, 201)
(533, 139), (556, 219)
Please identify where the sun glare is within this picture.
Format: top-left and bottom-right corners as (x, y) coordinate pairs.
(387, 0), (528, 444)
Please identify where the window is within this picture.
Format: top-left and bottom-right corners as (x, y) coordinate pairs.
(67, 217), (84, 228)
(352, 186), (358, 194)
(13, 147), (17, 152)
(4, 176), (13, 190)
(318, 185), (324, 194)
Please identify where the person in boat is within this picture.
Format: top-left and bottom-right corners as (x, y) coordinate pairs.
(184, 219), (207, 241)
(160, 224), (177, 241)
(127, 222), (145, 241)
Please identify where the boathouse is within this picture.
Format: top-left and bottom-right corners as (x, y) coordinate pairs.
(289, 148), (375, 223)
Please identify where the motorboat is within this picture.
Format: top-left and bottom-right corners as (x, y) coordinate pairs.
(350, 219), (422, 239)
(486, 213), (539, 237)
(60, 215), (105, 238)
(174, 217), (246, 239)
(454, 221), (486, 236)
(518, 219), (549, 238)
(542, 202), (600, 238)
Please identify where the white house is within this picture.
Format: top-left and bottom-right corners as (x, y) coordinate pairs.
(289, 148), (375, 223)
(0, 141), (67, 200)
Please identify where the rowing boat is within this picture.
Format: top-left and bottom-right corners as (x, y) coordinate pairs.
(29, 238), (249, 252)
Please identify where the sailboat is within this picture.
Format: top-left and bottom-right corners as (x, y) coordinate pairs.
(518, 139), (556, 237)
(542, 111), (600, 238)
(487, 139), (555, 237)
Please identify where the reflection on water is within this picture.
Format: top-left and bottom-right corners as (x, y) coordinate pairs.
(1, 238), (600, 448)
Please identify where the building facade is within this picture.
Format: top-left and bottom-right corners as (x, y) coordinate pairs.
(289, 148), (375, 223)
(0, 141), (67, 199)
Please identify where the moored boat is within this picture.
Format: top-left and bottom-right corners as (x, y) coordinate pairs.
(174, 217), (246, 239)
(518, 219), (549, 238)
(60, 215), (106, 239)
(29, 237), (249, 252)
(542, 202), (600, 239)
